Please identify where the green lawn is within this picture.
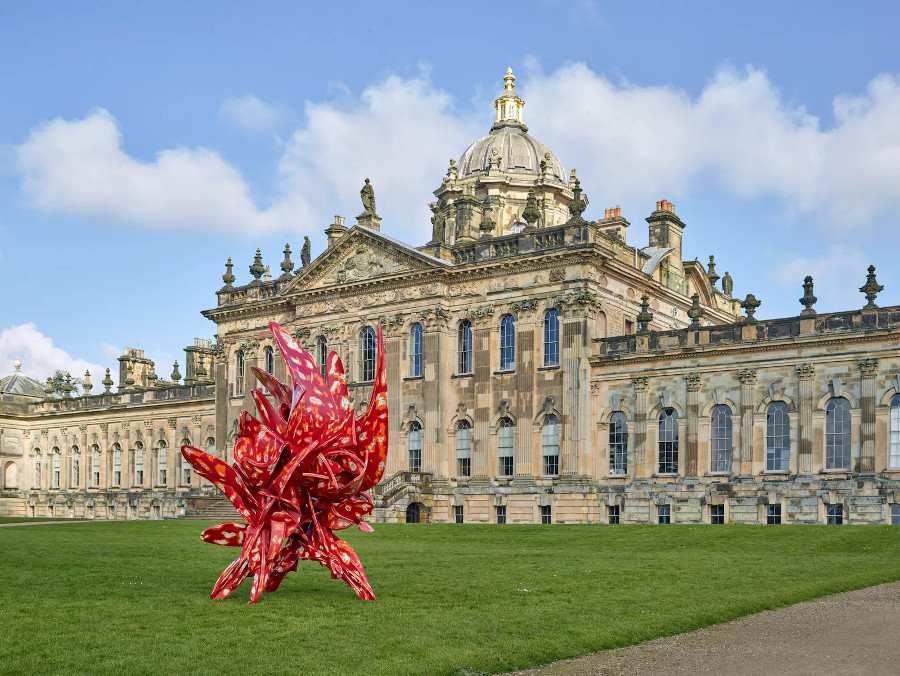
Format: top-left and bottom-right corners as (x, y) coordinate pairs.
(1, 522), (898, 676)
(0, 516), (86, 524)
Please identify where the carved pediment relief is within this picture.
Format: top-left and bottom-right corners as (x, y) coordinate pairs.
(321, 243), (408, 285)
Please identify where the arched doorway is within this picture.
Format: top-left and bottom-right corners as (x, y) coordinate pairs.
(406, 502), (423, 524)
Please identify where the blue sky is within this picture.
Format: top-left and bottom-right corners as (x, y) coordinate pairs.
(1, 1), (898, 386)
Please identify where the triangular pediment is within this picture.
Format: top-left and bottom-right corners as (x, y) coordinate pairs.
(280, 226), (450, 295)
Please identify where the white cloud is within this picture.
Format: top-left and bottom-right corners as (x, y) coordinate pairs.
(15, 108), (308, 235)
(218, 94), (294, 136)
(0, 323), (106, 391)
(13, 65), (900, 240)
(774, 246), (869, 313)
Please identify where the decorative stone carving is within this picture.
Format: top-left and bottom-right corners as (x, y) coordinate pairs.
(467, 304), (494, 320)
(322, 244), (405, 285)
(800, 276), (817, 317)
(632, 376), (648, 392)
(859, 265), (883, 309)
(294, 327), (311, 341)
(419, 307), (451, 330)
(99, 423), (109, 433)
(238, 338), (260, 353)
(192, 415), (203, 426)
(167, 417), (177, 429)
(549, 268), (565, 282)
(79, 425), (87, 434)
(510, 299), (538, 315)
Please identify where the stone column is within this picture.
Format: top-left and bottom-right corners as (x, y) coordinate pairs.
(470, 305), (494, 482)
(99, 423), (110, 488)
(421, 308), (450, 480)
(796, 363), (816, 474)
(858, 358), (878, 474)
(684, 373), (701, 476)
(144, 421), (155, 487)
(737, 369), (756, 476)
(40, 429), (49, 490)
(193, 415), (205, 489)
(632, 377), (648, 477)
(122, 422), (132, 488)
(78, 425), (88, 490)
(215, 348), (228, 460)
(382, 315), (404, 476)
(513, 301), (539, 483)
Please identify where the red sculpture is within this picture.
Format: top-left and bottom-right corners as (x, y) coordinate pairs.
(181, 321), (388, 603)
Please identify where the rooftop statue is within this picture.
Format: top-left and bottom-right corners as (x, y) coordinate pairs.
(360, 178), (376, 216)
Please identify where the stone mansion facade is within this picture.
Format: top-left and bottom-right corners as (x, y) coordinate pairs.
(2, 69), (899, 525)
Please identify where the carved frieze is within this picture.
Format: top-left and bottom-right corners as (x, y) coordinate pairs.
(322, 243), (407, 285)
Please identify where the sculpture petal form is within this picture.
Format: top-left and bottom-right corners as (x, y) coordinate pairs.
(182, 321), (387, 603)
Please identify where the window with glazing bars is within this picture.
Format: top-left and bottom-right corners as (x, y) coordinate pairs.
(825, 397), (851, 470)
(408, 422), (422, 472)
(891, 504), (900, 525)
(52, 449), (60, 488)
(498, 417), (514, 476)
(456, 421), (471, 476)
(891, 396), (900, 468)
(826, 504), (843, 524)
(264, 346), (274, 375)
(317, 336), (328, 378)
(710, 405), (733, 473)
(359, 327), (376, 382)
(499, 314), (515, 370)
(658, 504), (671, 524)
(453, 505), (464, 523)
(540, 505), (552, 524)
(458, 321), (473, 374)
(544, 310), (560, 367)
(235, 349), (244, 393)
(72, 449), (80, 486)
(135, 443), (144, 485)
(158, 441), (167, 485)
(496, 505), (506, 524)
(658, 408), (679, 474)
(34, 451), (41, 488)
(710, 504), (725, 524)
(608, 505), (620, 524)
(410, 323), (423, 377)
(766, 504), (781, 524)
(766, 401), (790, 471)
(609, 412), (628, 475)
(112, 444), (121, 486)
(542, 414), (559, 475)
(92, 448), (101, 487)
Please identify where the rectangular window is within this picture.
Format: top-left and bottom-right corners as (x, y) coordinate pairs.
(826, 504), (843, 525)
(498, 423), (514, 477)
(766, 504), (782, 525)
(624, 320), (635, 335)
(710, 504), (725, 525)
(657, 504), (671, 524)
(456, 424), (472, 477)
(891, 403), (900, 468)
(608, 505), (620, 524)
(408, 426), (422, 473)
(496, 505), (506, 524)
(453, 505), (464, 524)
(891, 504), (900, 525)
(540, 505), (552, 524)
(182, 461), (192, 486)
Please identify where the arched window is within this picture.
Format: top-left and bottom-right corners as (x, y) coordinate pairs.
(542, 414), (560, 476)
(408, 422), (422, 472)
(264, 346), (274, 375)
(890, 395), (900, 468)
(51, 448), (60, 488)
(206, 437), (215, 457)
(458, 321), (473, 374)
(658, 408), (679, 474)
(609, 412), (628, 475)
(544, 309), (560, 367)
(92, 446), (101, 487)
(410, 323), (423, 378)
(181, 442), (192, 486)
(766, 401), (790, 471)
(112, 443), (122, 486)
(235, 349), (245, 392)
(359, 327), (376, 382)
(316, 336), (328, 378)
(456, 420), (472, 477)
(826, 397), (851, 470)
(135, 442), (144, 486)
(72, 447), (80, 487)
(158, 440), (168, 485)
(34, 450), (42, 488)
(500, 314), (515, 371)
(710, 405), (733, 473)
(498, 417), (515, 476)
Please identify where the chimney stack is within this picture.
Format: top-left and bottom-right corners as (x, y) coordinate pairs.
(325, 215), (348, 248)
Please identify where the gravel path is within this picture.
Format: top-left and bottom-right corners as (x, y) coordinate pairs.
(509, 581), (900, 676)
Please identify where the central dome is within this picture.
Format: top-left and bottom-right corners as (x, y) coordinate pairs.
(457, 124), (566, 181)
(456, 68), (566, 182)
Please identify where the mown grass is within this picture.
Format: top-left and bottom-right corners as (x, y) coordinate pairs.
(1, 521), (898, 675)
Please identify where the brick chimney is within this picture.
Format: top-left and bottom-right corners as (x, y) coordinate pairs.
(646, 199), (686, 276)
(598, 205), (629, 243)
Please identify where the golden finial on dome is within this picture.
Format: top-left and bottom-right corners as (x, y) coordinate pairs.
(503, 67), (516, 91)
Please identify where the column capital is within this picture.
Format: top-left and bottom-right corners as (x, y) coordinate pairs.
(737, 368), (757, 385)
(419, 307), (451, 331)
(684, 372), (701, 392)
(509, 298), (539, 320)
(632, 376), (648, 392)
(466, 304), (494, 328)
(796, 362), (816, 380)
(858, 357), (879, 377)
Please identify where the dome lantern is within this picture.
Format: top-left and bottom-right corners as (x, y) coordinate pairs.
(494, 67), (525, 129)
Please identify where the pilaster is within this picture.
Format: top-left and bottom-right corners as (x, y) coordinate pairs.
(737, 369), (757, 475)
(858, 358), (878, 473)
(632, 377), (648, 477)
(684, 372), (701, 476)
